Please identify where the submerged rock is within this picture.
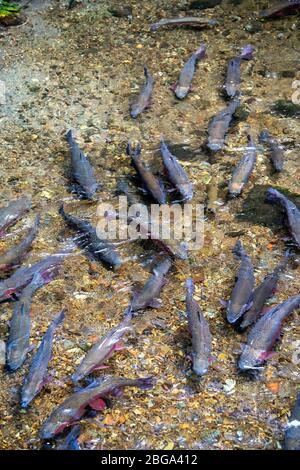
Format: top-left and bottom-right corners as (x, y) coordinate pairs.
(272, 100), (300, 118)
(189, 0), (222, 9)
(236, 185), (300, 228)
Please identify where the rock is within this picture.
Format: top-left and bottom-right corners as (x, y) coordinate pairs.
(279, 70), (296, 78)
(245, 21), (263, 34)
(272, 100), (300, 118)
(108, 6), (133, 18)
(189, 0), (222, 9)
(63, 339), (75, 350)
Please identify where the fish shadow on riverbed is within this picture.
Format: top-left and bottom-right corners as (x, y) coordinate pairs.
(236, 184), (300, 232)
(171, 325), (211, 387)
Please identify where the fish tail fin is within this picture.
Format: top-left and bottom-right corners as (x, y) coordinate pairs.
(265, 188), (281, 204)
(126, 141), (141, 161)
(65, 129), (73, 144)
(240, 44), (254, 60)
(124, 305), (133, 320)
(136, 376), (155, 390)
(232, 240), (245, 258)
(160, 135), (167, 148)
(194, 44), (206, 60)
(186, 277), (195, 294)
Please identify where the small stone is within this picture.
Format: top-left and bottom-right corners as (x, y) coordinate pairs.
(63, 340), (75, 350)
(245, 21), (262, 34)
(223, 379), (236, 394)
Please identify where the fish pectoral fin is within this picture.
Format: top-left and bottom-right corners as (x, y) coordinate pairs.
(88, 397), (107, 411)
(110, 388), (124, 398)
(93, 364), (110, 370)
(113, 341), (124, 351)
(169, 83), (177, 92)
(259, 351), (277, 362)
(39, 374), (53, 389)
(166, 187), (177, 193)
(149, 298), (162, 308)
(219, 299), (228, 308)
(244, 299), (253, 312)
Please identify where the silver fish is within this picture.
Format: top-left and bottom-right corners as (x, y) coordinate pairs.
(266, 188), (300, 248)
(0, 214), (40, 271)
(131, 258), (172, 311)
(150, 17), (217, 31)
(0, 197), (31, 237)
(186, 278), (212, 376)
(207, 97), (240, 152)
(72, 313), (133, 382)
(226, 240), (255, 324)
(6, 273), (45, 371)
(228, 135), (256, 197)
(21, 309), (65, 407)
(66, 129), (99, 200)
(238, 294), (300, 371)
(130, 66), (154, 119)
(40, 375), (154, 439)
(160, 137), (193, 201)
(174, 44), (206, 100)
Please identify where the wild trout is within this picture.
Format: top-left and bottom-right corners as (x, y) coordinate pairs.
(72, 313), (133, 382)
(130, 66), (154, 119)
(126, 142), (166, 203)
(266, 188), (300, 248)
(174, 44), (206, 100)
(226, 240), (255, 324)
(0, 197), (31, 238)
(207, 97), (240, 151)
(6, 273), (45, 371)
(59, 205), (122, 270)
(224, 45), (254, 99)
(0, 215), (40, 271)
(150, 17), (218, 31)
(40, 375), (154, 439)
(186, 278), (212, 376)
(238, 294), (300, 371)
(160, 137), (193, 201)
(259, 129), (284, 172)
(240, 253), (289, 330)
(131, 258), (172, 311)
(228, 135), (256, 197)
(0, 251), (67, 302)
(21, 310), (65, 407)
(66, 129), (99, 200)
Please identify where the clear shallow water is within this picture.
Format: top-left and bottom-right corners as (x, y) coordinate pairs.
(0, 0), (300, 450)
